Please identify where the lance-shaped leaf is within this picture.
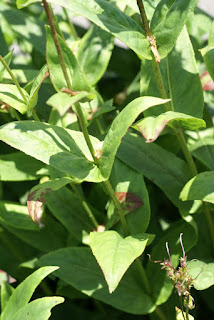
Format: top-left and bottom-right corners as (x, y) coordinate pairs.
(90, 231), (149, 293)
(117, 133), (192, 213)
(46, 26), (92, 93)
(46, 91), (91, 117)
(1, 282), (14, 312)
(201, 22), (214, 81)
(47, 0), (150, 59)
(107, 158), (150, 234)
(187, 260), (214, 290)
(180, 172), (214, 204)
(0, 51), (13, 82)
(0, 152), (47, 181)
(141, 27), (204, 118)
(27, 65), (49, 113)
(0, 121), (103, 182)
(151, 0), (199, 59)
(9, 297), (64, 320)
(133, 111), (206, 143)
(0, 84), (28, 114)
(1, 266), (59, 320)
(27, 177), (72, 223)
(99, 96), (170, 179)
(1, 3), (45, 55)
(77, 24), (114, 85)
(38, 247), (155, 314)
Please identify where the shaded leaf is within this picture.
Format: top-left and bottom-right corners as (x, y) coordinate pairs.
(99, 97), (169, 179)
(1, 282), (14, 312)
(77, 24), (114, 85)
(1, 3), (45, 55)
(187, 260), (214, 290)
(1, 266), (59, 320)
(27, 177), (72, 223)
(141, 27), (204, 118)
(151, 0), (198, 59)
(0, 152), (47, 181)
(134, 111), (205, 143)
(38, 247), (155, 314)
(27, 65), (49, 113)
(46, 26), (92, 93)
(180, 172), (214, 204)
(107, 158), (150, 234)
(0, 84), (28, 114)
(201, 22), (214, 81)
(46, 91), (90, 117)
(117, 133), (192, 213)
(0, 121), (103, 182)
(90, 230), (149, 293)
(9, 297), (64, 320)
(0, 51), (13, 82)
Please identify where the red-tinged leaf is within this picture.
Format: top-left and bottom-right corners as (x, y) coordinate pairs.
(200, 70), (214, 91)
(115, 192), (143, 214)
(27, 177), (72, 223)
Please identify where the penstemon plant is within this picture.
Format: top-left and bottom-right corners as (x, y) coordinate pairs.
(0, 0), (214, 319)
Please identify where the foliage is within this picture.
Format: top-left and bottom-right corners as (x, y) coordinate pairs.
(0, 0), (214, 319)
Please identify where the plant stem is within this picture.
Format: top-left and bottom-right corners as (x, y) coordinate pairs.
(137, 0), (151, 36)
(104, 180), (129, 236)
(32, 110), (41, 121)
(70, 183), (99, 228)
(43, 0), (98, 163)
(42, 0), (72, 89)
(203, 203), (214, 255)
(176, 129), (198, 177)
(0, 55), (27, 104)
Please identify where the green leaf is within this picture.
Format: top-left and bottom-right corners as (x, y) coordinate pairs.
(27, 65), (49, 113)
(187, 260), (214, 290)
(107, 158), (150, 234)
(1, 266), (59, 320)
(147, 220), (197, 305)
(0, 121), (103, 183)
(38, 247), (155, 314)
(141, 27), (204, 118)
(46, 187), (94, 242)
(0, 202), (40, 231)
(117, 133), (192, 213)
(0, 84), (28, 114)
(201, 22), (214, 81)
(187, 129), (214, 171)
(0, 152), (47, 181)
(99, 96), (169, 179)
(0, 202), (67, 252)
(180, 172), (214, 204)
(9, 297), (64, 320)
(47, 0), (150, 59)
(77, 25), (114, 85)
(1, 282), (14, 312)
(151, 0), (199, 59)
(133, 111), (206, 143)
(1, 3), (45, 55)
(0, 51), (13, 82)
(176, 308), (194, 320)
(46, 26), (92, 93)
(46, 91), (90, 117)
(27, 177), (72, 223)
(90, 230), (149, 293)
(16, 0), (40, 8)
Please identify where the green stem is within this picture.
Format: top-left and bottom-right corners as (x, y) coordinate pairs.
(42, 0), (72, 89)
(11, 109), (22, 121)
(203, 203), (214, 255)
(70, 183), (99, 228)
(176, 129), (198, 177)
(32, 110), (41, 121)
(0, 55), (27, 104)
(104, 180), (129, 236)
(63, 8), (79, 40)
(136, 0), (151, 36)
